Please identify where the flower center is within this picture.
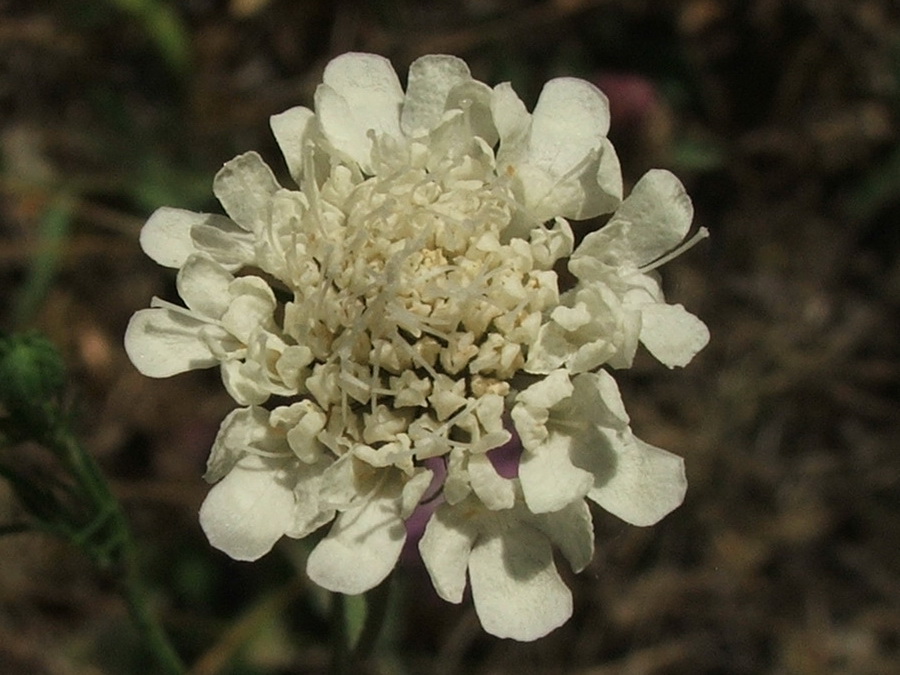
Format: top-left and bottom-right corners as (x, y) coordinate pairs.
(279, 151), (560, 468)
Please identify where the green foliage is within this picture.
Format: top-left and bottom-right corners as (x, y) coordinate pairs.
(103, 0), (190, 73)
(847, 144), (900, 223)
(0, 331), (185, 674)
(0, 332), (67, 431)
(10, 196), (72, 330)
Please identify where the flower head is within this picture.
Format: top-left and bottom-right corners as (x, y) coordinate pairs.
(125, 53), (708, 641)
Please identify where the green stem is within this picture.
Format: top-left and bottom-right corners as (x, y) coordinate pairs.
(328, 578), (395, 674)
(353, 577), (393, 661)
(330, 592), (351, 675)
(116, 511), (186, 675)
(51, 424), (186, 674)
(1, 333), (183, 671)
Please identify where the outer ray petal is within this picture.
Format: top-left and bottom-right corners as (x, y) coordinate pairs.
(189, 216), (256, 271)
(306, 485), (407, 595)
(199, 454), (296, 561)
(517, 429), (594, 513)
(639, 303), (710, 368)
(469, 523), (573, 641)
(401, 54), (472, 136)
(269, 106), (316, 183)
(530, 499), (594, 573)
(176, 254), (233, 318)
(491, 82), (531, 158)
(528, 77), (610, 178)
(124, 307), (222, 377)
(286, 456), (335, 539)
(468, 452), (515, 510)
(575, 169), (694, 268)
(418, 502), (477, 603)
(588, 432), (687, 526)
(316, 53), (404, 171)
(139, 207), (201, 268)
(213, 152), (280, 233)
(203, 406), (272, 482)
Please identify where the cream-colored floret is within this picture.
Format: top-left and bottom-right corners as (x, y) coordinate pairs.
(255, 136), (563, 472)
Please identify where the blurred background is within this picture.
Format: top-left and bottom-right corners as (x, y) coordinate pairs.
(1, 0), (899, 673)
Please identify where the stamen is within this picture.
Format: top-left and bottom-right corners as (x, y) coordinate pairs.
(239, 446), (292, 459)
(149, 297), (217, 325)
(639, 227), (710, 273)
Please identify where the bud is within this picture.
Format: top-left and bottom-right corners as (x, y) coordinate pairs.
(0, 333), (66, 429)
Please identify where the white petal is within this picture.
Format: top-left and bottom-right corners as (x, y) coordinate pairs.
(514, 371), (601, 513)
(269, 106), (316, 183)
(213, 152), (280, 233)
(588, 432), (687, 526)
(443, 447), (472, 505)
(323, 53), (403, 137)
(524, 322), (572, 374)
(277, 401), (327, 463)
(220, 360), (270, 406)
(606, 307), (643, 369)
(401, 54), (472, 136)
(529, 217), (574, 269)
(521, 163), (595, 223)
(530, 499), (594, 573)
(275, 345), (314, 391)
(508, 78), (620, 221)
(573, 370), (629, 431)
(140, 207), (201, 268)
(199, 454), (295, 561)
(518, 430), (593, 514)
(468, 453), (515, 510)
(399, 468), (434, 518)
(469, 523), (572, 641)
(318, 453), (358, 510)
(176, 254), (234, 318)
(418, 502), (477, 603)
(287, 456), (335, 539)
(204, 406), (272, 482)
(515, 368), (573, 412)
(491, 82), (531, 160)
(569, 338), (618, 374)
(550, 302), (592, 331)
(190, 217), (256, 271)
(315, 85), (371, 169)
(588, 136), (624, 214)
(316, 53), (403, 170)
(528, 77), (610, 180)
(124, 307), (220, 377)
(220, 277), (277, 343)
(446, 80), (497, 146)
(639, 303), (710, 367)
(306, 489), (406, 595)
(598, 169), (694, 267)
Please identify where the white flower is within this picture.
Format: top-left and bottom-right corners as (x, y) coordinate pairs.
(125, 52), (707, 640)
